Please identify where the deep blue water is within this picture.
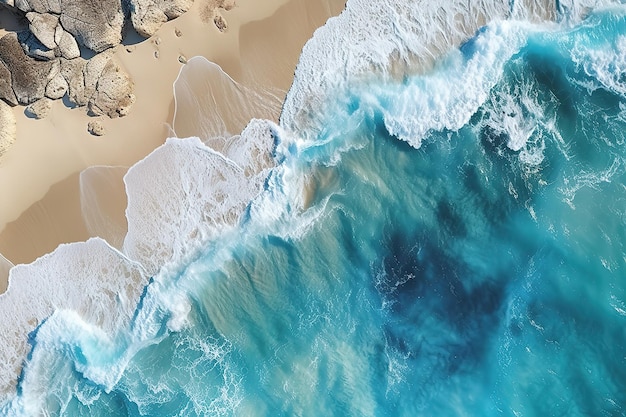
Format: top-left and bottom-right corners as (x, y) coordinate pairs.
(3, 5), (626, 417)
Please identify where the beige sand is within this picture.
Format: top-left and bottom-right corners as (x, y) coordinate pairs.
(0, 0), (345, 288)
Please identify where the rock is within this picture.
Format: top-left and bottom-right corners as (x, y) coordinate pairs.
(25, 11), (80, 59)
(60, 52), (135, 117)
(58, 0), (124, 52)
(0, 33), (52, 104)
(45, 64), (67, 99)
(15, 0), (61, 14)
(87, 119), (105, 136)
(25, 97), (51, 119)
(88, 60), (135, 118)
(0, 61), (17, 106)
(60, 56), (87, 106)
(26, 11), (57, 49)
(1, 1), (16, 7)
(45, 72), (68, 99)
(54, 24), (79, 59)
(214, 14), (227, 32)
(18, 30), (55, 60)
(130, 6), (166, 38)
(129, 0), (193, 38)
(0, 100), (16, 156)
(83, 50), (113, 100)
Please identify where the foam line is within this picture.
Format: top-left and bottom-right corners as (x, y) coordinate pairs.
(122, 132), (277, 277)
(281, 0), (619, 141)
(0, 238), (147, 402)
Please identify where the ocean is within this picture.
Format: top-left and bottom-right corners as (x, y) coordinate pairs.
(2, 0), (626, 415)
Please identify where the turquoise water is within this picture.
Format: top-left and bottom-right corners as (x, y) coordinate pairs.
(4, 6), (626, 417)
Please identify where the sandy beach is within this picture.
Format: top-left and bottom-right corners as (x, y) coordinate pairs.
(0, 0), (345, 288)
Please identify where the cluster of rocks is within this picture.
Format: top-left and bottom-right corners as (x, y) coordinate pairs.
(0, 0), (196, 134)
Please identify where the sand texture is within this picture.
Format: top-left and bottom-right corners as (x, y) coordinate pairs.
(0, 0), (345, 286)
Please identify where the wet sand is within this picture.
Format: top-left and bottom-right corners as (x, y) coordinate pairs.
(0, 0), (345, 282)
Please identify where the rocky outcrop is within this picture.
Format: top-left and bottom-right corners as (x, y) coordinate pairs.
(0, 28), (135, 119)
(59, 52), (134, 117)
(0, 33), (52, 105)
(129, 0), (193, 37)
(0, 0), (209, 123)
(58, 0), (124, 53)
(88, 60), (135, 118)
(0, 100), (16, 156)
(12, 0), (123, 53)
(23, 11), (80, 59)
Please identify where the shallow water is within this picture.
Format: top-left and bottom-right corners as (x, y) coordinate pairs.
(2, 1), (626, 416)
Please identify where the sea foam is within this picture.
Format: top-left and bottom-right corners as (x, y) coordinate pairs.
(0, 238), (147, 401)
(281, 0), (620, 142)
(2, 0), (626, 412)
(0, 66), (282, 403)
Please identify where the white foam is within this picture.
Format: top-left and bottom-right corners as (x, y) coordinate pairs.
(572, 32), (626, 95)
(122, 130), (277, 277)
(281, 0), (620, 142)
(478, 65), (567, 169)
(16, 310), (120, 413)
(378, 21), (531, 148)
(0, 238), (147, 402)
(281, 0), (511, 137)
(2, 0), (624, 408)
(0, 65), (283, 402)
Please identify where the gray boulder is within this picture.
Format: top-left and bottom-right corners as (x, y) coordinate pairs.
(45, 60), (67, 99)
(15, 0), (61, 14)
(58, 0), (124, 53)
(0, 33), (52, 104)
(61, 52), (135, 117)
(60, 56), (87, 106)
(54, 23), (79, 59)
(129, 0), (193, 38)
(26, 11), (56, 49)
(0, 61), (17, 106)
(14, 0), (123, 53)
(24, 11), (80, 59)
(88, 59), (135, 118)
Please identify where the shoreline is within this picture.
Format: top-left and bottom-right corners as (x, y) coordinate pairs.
(0, 0), (345, 400)
(0, 0), (345, 273)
